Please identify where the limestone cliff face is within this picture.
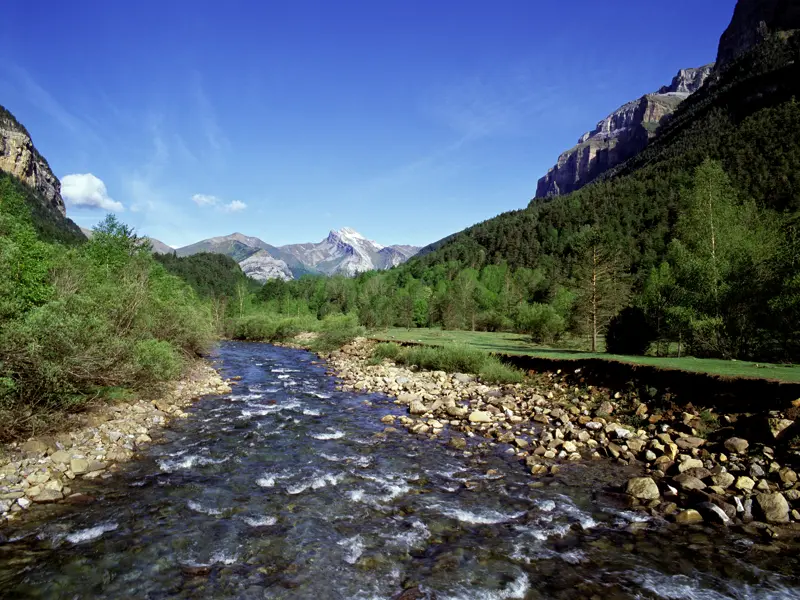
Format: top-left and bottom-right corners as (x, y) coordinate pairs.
(716, 0), (800, 71)
(535, 65), (713, 199)
(0, 105), (65, 216)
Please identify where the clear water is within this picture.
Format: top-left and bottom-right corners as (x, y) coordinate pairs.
(1, 342), (799, 599)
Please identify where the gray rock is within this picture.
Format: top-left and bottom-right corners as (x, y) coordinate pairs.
(468, 411), (492, 424)
(449, 437), (467, 450)
(32, 488), (63, 503)
(755, 492), (790, 523)
(768, 418), (794, 440)
(675, 509), (704, 524)
(20, 440), (49, 456)
(409, 401), (428, 416)
(626, 477), (660, 501)
(711, 472), (735, 488)
(673, 474), (706, 491)
(675, 436), (705, 450)
(596, 402), (614, 417)
(70, 459), (90, 475)
(723, 437), (749, 454)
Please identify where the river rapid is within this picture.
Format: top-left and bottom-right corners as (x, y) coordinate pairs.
(1, 342), (799, 599)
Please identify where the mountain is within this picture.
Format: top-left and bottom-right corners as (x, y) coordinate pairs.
(412, 0), (800, 275)
(535, 65), (714, 199)
(716, 0), (800, 70)
(175, 228), (420, 282)
(0, 104), (84, 244)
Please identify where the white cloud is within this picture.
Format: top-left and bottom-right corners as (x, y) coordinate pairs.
(192, 193), (219, 206)
(62, 173), (123, 211)
(223, 200), (247, 212)
(192, 194), (246, 212)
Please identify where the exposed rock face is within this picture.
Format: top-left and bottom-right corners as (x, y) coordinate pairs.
(238, 249), (293, 282)
(534, 65), (713, 199)
(0, 104), (65, 216)
(176, 227), (420, 281)
(716, 0), (800, 71)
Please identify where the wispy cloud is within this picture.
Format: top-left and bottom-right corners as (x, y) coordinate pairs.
(191, 193), (246, 212)
(192, 72), (230, 162)
(424, 69), (560, 141)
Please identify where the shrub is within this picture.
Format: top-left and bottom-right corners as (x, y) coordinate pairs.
(134, 339), (182, 383)
(515, 303), (566, 343)
(478, 358), (524, 384)
(372, 342), (402, 362)
(606, 306), (657, 355)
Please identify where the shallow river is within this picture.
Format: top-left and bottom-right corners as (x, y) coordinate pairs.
(1, 342), (800, 599)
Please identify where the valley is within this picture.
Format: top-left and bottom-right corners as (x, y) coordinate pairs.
(3, 0), (800, 597)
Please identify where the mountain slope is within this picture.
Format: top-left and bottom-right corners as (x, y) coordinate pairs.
(412, 4), (800, 281)
(175, 228), (420, 282)
(0, 105), (84, 244)
(535, 65), (713, 198)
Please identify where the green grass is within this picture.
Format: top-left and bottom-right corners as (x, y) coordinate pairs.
(372, 328), (800, 383)
(370, 341), (524, 384)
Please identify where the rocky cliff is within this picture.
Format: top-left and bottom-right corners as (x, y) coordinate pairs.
(535, 65), (713, 199)
(0, 104), (65, 217)
(716, 0), (800, 71)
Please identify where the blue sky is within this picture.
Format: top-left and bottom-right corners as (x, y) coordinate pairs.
(0, 1), (733, 248)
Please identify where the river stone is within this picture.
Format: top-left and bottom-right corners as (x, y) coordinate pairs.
(755, 492), (790, 523)
(453, 373), (474, 384)
(779, 468), (798, 485)
(678, 458), (704, 473)
(449, 436), (467, 450)
(711, 472), (735, 488)
(381, 415), (396, 424)
(17, 497), (31, 509)
(50, 450), (72, 465)
(696, 502), (730, 525)
(397, 393), (418, 405)
(468, 411), (492, 424)
(20, 440), (49, 457)
(32, 488), (63, 503)
(562, 441), (578, 453)
(736, 476), (755, 491)
(674, 474), (706, 491)
(675, 509), (704, 524)
(70, 459), (90, 475)
(596, 402), (614, 417)
(627, 438), (646, 454)
(409, 401), (427, 416)
(768, 418), (794, 440)
(676, 436), (705, 450)
(626, 477), (660, 501)
(724, 437), (749, 454)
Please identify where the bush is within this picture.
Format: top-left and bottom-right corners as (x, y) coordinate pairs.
(372, 342), (402, 362)
(478, 358), (524, 384)
(134, 339), (182, 383)
(391, 344), (525, 384)
(605, 306), (657, 355)
(515, 302), (566, 343)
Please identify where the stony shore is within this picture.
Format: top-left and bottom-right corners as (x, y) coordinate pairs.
(326, 338), (800, 537)
(0, 361), (231, 525)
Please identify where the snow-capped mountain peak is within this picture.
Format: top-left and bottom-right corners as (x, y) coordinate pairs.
(328, 227), (384, 251)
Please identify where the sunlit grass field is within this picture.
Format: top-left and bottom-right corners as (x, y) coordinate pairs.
(372, 328), (800, 383)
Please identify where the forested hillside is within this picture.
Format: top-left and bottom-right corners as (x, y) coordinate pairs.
(233, 30), (800, 363)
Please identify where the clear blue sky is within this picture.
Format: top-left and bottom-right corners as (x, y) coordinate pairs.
(0, 1), (734, 248)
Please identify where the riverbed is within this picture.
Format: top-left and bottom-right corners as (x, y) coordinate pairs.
(1, 342), (798, 599)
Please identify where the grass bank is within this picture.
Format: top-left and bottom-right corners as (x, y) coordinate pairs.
(370, 342), (524, 384)
(226, 312), (365, 353)
(374, 328), (800, 384)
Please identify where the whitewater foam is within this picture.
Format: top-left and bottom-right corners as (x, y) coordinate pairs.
(187, 500), (222, 515)
(338, 535), (364, 564)
(64, 522), (118, 544)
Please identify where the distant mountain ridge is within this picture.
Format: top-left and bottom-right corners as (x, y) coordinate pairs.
(170, 228), (420, 282)
(534, 64), (714, 199)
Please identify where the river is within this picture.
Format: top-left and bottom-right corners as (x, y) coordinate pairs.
(1, 342), (799, 599)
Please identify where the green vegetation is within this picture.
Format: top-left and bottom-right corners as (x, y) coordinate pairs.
(372, 328), (800, 383)
(369, 342), (524, 384)
(0, 178), (215, 441)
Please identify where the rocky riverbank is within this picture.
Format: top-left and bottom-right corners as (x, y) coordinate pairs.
(0, 361), (231, 525)
(326, 338), (800, 537)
